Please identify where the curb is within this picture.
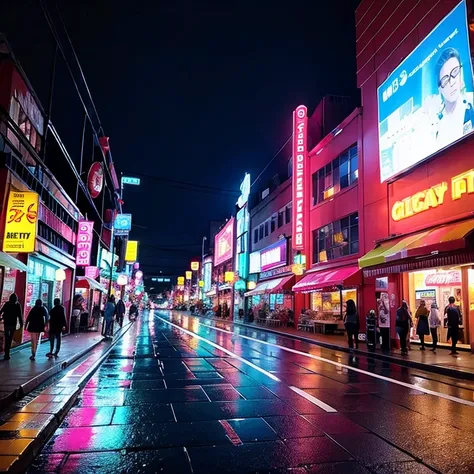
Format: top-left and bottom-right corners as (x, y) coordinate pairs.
(8, 321), (135, 474)
(185, 312), (474, 381)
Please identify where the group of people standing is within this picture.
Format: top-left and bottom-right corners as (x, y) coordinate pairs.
(103, 295), (139, 338)
(344, 296), (462, 356)
(0, 294), (67, 361)
(396, 297), (461, 356)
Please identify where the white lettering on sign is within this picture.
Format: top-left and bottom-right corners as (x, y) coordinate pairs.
(261, 247), (281, 268)
(292, 105), (308, 250)
(425, 271), (461, 286)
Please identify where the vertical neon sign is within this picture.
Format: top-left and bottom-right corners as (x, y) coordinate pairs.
(77, 221), (94, 266)
(292, 105), (308, 250)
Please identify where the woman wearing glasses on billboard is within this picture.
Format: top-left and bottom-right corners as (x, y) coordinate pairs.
(435, 47), (474, 150)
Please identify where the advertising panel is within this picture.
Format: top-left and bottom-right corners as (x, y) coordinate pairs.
(292, 105), (308, 250)
(214, 218), (234, 266)
(249, 251), (261, 274)
(260, 239), (288, 272)
(203, 260), (212, 292)
(3, 190), (39, 253)
(125, 240), (138, 262)
(378, 1), (474, 182)
(76, 221), (94, 266)
(114, 214), (132, 236)
(87, 162), (104, 199)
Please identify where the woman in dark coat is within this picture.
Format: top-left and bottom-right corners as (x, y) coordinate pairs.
(415, 300), (430, 350)
(25, 299), (48, 360)
(0, 293), (23, 360)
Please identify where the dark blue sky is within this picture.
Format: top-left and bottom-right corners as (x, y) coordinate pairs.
(2, 0), (360, 277)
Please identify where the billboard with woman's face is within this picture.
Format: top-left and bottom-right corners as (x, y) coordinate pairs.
(377, 1), (474, 182)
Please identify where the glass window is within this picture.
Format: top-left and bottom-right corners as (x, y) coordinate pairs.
(264, 221), (269, 237)
(271, 215), (276, 233)
(278, 211), (284, 228)
(285, 205), (291, 224)
(254, 228), (259, 244)
(259, 225), (264, 240)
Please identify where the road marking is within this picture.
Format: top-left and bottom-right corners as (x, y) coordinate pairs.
(156, 315), (337, 413)
(289, 386), (338, 412)
(219, 420), (243, 446)
(174, 313), (474, 409)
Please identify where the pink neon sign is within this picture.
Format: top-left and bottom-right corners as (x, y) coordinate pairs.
(214, 218), (234, 267)
(261, 239), (287, 272)
(77, 221), (94, 266)
(292, 105), (308, 251)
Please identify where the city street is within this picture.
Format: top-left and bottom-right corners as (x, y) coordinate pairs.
(30, 311), (474, 474)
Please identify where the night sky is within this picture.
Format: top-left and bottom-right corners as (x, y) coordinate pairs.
(2, 0), (360, 279)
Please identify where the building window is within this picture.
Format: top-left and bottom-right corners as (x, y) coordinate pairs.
(271, 214), (276, 233)
(259, 225), (264, 240)
(285, 205), (291, 224)
(278, 210), (284, 228)
(312, 144), (358, 205)
(254, 228), (259, 244)
(264, 221), (269, 237)
(313, 212), (359, 264)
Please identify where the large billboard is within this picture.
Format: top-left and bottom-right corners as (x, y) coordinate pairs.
(214, 218), (234, 267)
(378, 1), (474, 182)
(260, 239), (288, 272)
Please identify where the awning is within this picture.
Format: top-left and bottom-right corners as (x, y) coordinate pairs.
(0, 252), (28, 272)
(244, 275), (294, 297)
(292, 266), (361, 293)
(359, 220), (474, 272)
(75, 276), (107, 292)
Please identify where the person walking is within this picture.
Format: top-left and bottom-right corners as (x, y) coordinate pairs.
(446, 296), (461, 355)
(129, 301), (138, 321)
(396, 301), (411, 355)
(429, 303), (441, 352)
(0, 293), (23, 361)
(46, 298), (67, 358)
(25, 300), (48, 361)
(104, 296), (116, 339)
(116, 298), (125, 328)
(344, 299), (359, 350)
(415, 300), (430, 350)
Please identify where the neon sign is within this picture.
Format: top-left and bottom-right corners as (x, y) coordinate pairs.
(261, 239), (287, 272)
(76, 221), (94, 266)
(292, 105), (308, 250)
(214, 218), (234, 266)
(391, 169), (474, 221)
(237, 173), (251, 208)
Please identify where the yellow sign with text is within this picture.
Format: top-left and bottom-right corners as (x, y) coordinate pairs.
(125, 240), (138, 262)
(391, 169), (474, 222)
(3, 191), (39, 253)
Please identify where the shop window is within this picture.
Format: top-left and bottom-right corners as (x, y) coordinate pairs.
(313, 212), (359, 263)
(285, 205), (291, 224)
(277, 211), (284, 228)
(312, 144), (358, 205)
(311, 288), (357, 320)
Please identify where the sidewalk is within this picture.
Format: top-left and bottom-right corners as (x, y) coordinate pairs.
(0, 327), (115, 411)
(195, 314), (474, 380)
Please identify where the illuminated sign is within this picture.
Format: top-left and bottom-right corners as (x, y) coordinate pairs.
(378, 2), (474, 182)
(191, 261), (199, 271)
(237, 173), (251, 208)
(234, 279), (246, 291)
(114, 214), (132, 235)
(247, 281), (257, 290)
(3, 191), (39, 253)
(87, 162), (104, 199)
(292, 105), (308, 250)
(214, 218), (234, 266)
(249, 251), (261, 274)
(76, 221), (94, 266)
(425, 270), (461, 286)
(391, 168), (474, 221)
(185, 271), (192, 280)
(224, 271), (235, 283)
(260, 239), (287, 272)
(125, 240), (138, 262)
(177, 276), (185, 285)
(199, 280), (204, 288)
(121, 176), (141, 186)
(85, 266), (99, 279)
(203, 260), (212, 292)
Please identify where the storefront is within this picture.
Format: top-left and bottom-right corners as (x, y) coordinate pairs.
(292, 265), (361, 331)
(245, 272), (295, 312)
(74, 275), (106, 331)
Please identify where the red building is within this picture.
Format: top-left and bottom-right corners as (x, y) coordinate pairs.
(356, 0), (474, 350)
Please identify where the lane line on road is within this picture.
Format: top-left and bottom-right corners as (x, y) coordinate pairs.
(177, 313), (474, 409)
(155, 315), (338, 413)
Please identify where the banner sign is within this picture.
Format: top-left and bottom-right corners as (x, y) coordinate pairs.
(3, 191), (39, 253)
(378, 1), (474, 182)
(214, 218), (234, 266)
(261, 239), (288, 272)
(292, 105), (308, 250)
(77, 221), (94, 266)
(125, 240), (138, 262)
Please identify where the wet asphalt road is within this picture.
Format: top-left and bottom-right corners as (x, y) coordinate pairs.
(30, 310), (474, 474)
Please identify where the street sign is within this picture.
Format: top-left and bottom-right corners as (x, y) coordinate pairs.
(121, 176), (141, 186)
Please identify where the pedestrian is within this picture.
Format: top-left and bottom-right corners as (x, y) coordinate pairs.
(25, 299), (48, 361)
(0, 293), (23, 361)
(46, 298), (67, 358)
(396, 300), (411, 355)
(429, 303), (441, 352)
(104, 296), (116, 338)
(116, 298), (125, 328)
(344, 299), (359, 350)
(129, 301), (138, 321)
(446, 296), (461, 355)
(415, 300), (430, 350)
